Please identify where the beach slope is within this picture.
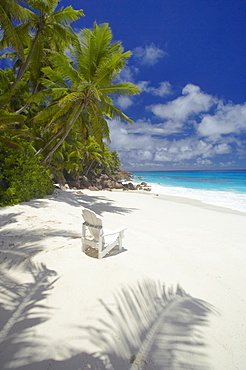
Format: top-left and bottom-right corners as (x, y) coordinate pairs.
(0, 189), (245, 369)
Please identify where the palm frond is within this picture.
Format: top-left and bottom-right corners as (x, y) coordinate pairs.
(34, 102), (62, 123)
(0, 4), (24, 57)
(0, 91), (18, 106)
(1, 0), (34, 22)
(102, 101), (134, 123)
(0, 114), (26, 124)
(88, 103), (110, 140)
(77, 27), (95, 81)
(35, 101), (74, 133)
(48, 6), (84, 25)
(0, 136), (23, 148)
(94, 52), (131, 87)
(49, 52), (80, 85)
(77, 23), (118, 82)
(58, 92), (85, 106)
(0, 69), (14, 92)
(28, 34), (45, 80)
(93, 23), (114, 64)
(15, 23), (32, 48)
(27, 86), (66, 104)
(25, 0), (57, 14)
(40, 67), (68, 88)
(100, 82), (141, 97)
(45, 22), (69, 49)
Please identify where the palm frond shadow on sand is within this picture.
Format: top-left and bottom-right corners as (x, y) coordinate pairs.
(0, 261), (217, 369)
(0, 262), (106, 370)
(25, 188), (137, 216)
(82, 281), (218, 370)
(0, 227), (80, 272)
(0, 263), (58, 369)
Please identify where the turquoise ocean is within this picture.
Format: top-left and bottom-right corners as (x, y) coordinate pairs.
(131, 171), (246, 213)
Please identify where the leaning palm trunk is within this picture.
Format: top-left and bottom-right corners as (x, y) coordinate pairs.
(84, 159), (97, 177)
(43, 101), (86, 162)
(10, 30), (41, 91)
(35, 129), (63, 157)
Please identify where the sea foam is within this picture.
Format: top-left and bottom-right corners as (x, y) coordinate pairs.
(134, 181), (246, 213)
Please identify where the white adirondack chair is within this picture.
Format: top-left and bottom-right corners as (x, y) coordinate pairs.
(82, 208), (126, 259)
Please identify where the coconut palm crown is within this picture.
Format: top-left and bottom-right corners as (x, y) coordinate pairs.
(34, 22), (141, 162)
(0, 0), (84, 91)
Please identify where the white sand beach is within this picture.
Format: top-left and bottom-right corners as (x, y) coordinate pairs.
(0, 188), (246, 369)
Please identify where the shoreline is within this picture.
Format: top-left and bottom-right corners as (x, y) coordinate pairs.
(116, 187), (246, 216)
(135, 190), (246, 216)
(131, 185), (246, 214)
(0, 188), (246, 369)
(130, 170), (246, 214)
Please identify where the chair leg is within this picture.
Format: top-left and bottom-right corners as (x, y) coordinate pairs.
(98, 235), (103, 259)
(118, 234), (123, 251)
(82, 225), (87, 252)
(82, 240), (86, 252)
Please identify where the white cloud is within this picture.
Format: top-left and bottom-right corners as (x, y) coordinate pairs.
(197, 101), (246, 138)
(108, 119), (235, 167)
(116, 96), (134, 109)
(149, 84), (216, 124)
(219, 161), (236, 167)
(133, 43), (167, 66)
(153, 81), (172, 96)
(214, 143), (231, 154)
(118, 66), (139, 83)
(195, 158), (213, 166)
(124, 118), (183, 136)
(108, 83), (246, 169)
(152, 138), (218, 163)
(137, 81), (172, 97)
(149, 84), (246, 141)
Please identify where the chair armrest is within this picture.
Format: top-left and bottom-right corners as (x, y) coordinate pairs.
(102, 226), (127, 237)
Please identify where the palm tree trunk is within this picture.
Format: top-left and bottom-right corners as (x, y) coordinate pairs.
(11, 29), (41, 91)
(85, 160), (96, 177)
(43, 102), (86, 162)
(34, 128), (64, 156)
(15, 83), (40, 114)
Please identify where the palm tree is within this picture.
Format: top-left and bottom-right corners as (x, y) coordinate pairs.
(79, 137), (103, 177)
(0, 0), (32, 59)
(34, 22), (141, 162)
(0, 0), (84, 92)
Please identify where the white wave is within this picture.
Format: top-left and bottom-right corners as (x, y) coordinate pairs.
(134, 181), (246, 213)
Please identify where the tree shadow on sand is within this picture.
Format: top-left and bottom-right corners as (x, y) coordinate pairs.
(0, 261), (106, 370)
(81, 280), (218, 370)
(0, 194), (86, 272)
(0, 225), (81, 272)
(23, 188), (137, 215)
(0, 263), (58, 369)
(0, 212), (21, 227)
(0, 268), (218, 369)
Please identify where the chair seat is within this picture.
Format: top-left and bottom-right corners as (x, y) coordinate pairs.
(103, 229), (119, 245)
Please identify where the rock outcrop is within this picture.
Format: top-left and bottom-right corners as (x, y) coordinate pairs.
(62, 169), (151, 192)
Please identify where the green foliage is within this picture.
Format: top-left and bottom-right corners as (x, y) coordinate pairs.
(0, 144), (54, 206)
(104, 150), (121, 173)
(34, 22), (141, 162)
(0, 2), (139, 192)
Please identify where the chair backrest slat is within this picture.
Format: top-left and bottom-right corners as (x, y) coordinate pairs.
(82, 209), (103, 242)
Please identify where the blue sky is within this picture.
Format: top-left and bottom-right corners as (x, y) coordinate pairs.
(67, 0), (246, 171)
(8, 0), (246, 170)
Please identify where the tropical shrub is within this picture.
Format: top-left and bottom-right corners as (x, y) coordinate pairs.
(0, 144), (54, 206)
